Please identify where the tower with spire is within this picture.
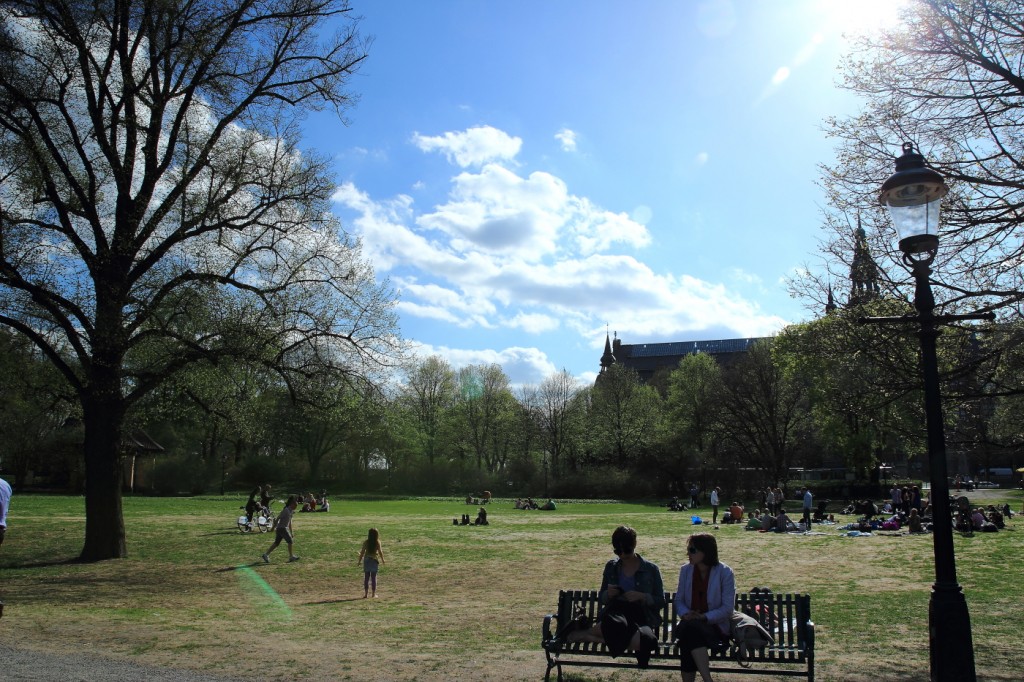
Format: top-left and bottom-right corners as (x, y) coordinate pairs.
(599, 328), (616, 374)
(848, 217), (882, 307)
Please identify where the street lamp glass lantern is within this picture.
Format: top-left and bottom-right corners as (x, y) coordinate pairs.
(879, 142), (947, 256)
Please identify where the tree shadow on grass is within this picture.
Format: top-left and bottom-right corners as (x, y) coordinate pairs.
(306, 597), (364, 605)
(214, 562), (266, 573)
(2, 557), (84, 569)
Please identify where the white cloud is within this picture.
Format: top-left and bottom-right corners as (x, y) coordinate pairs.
(727, 267), (764, 287)
(414, 162), (650, 261)
(333, 125), (789, 372)
(411, 125), (522, 168)
(555, 128), (578, 152)
(504, 311), (560, 334)
(407, 341), (558, 385)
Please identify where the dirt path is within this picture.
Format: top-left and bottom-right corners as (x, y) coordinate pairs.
(0, 643), (244, 682)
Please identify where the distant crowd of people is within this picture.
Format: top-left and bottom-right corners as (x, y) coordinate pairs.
(299, 490), (330, 513)
(514, 497), (556, 510)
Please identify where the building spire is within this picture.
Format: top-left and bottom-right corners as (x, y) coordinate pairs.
(849, 214), (881, 307)
(600, 326), (616, 373)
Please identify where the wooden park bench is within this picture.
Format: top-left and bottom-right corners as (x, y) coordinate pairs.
(541, 589), (814, 681)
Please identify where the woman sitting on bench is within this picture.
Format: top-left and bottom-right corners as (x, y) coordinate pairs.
(571, 526), (665, 666)
(674, 533), (736, 682)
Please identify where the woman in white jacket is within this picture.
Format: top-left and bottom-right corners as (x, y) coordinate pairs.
(673, 533), (736, 682)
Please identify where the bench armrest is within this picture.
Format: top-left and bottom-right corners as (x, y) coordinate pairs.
(542, 614), (555, 643)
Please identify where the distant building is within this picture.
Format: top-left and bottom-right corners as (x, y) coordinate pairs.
(599, 333), (767, 384)
(848, 220), (883, 307)
(599, 222), (880, 384)
(828, 218), (883, 314)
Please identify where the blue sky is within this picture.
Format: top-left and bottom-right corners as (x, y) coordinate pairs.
(306, 0), (907, 385)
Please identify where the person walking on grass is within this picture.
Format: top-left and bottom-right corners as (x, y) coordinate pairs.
(357, 527), (386, 598)
(262, 495), (300, 564)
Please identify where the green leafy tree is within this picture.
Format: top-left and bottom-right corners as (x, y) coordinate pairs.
(660, 352), (723, 486)
(774, 307), (922, 477)
(0, 1), (400, 560)
(716, 340), (810, 484)
(0, 327), (75, 486)
(589, 364), (662, 468)
(452, 364), (517, 475)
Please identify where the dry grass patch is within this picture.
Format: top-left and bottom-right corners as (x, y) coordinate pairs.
(1, 494), (1022, 681)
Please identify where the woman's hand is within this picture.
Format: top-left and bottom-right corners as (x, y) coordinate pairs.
(681, 610), (705, 621)
(621, 590), (647, 603)
(606, 585), (621, 599)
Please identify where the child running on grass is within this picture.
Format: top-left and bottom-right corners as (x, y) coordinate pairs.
(262, 495), (300, 564)
(357, 527), (385, 598)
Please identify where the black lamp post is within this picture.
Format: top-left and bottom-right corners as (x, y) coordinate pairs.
(862, 142), (991, 682)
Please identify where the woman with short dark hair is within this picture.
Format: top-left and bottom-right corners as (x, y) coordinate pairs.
(571, 526), (665, 667)
(674, 533), (735, 682)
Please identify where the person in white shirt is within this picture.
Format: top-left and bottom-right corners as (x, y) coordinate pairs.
(801, 487), (813, 528)
(710, 487), (721, 525)
(0, 477), (11, 549)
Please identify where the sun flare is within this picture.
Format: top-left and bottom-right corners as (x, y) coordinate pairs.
(820, 0), (911, 37)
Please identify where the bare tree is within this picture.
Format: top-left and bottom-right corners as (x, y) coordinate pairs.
(536, 369), (584, 476)
(0, 1), (401, 560)
(400, 355), (457, 465)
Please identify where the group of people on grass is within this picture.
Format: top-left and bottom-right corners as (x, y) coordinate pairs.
(465, 490), (492, 505)
(514, 497), (556, 510)
(456, 507), (489, 525)
(299, 490), (329, 513)
(741, 508), (802, 532)
(705, 485), (817, 530)
(707, 485), (800, 525)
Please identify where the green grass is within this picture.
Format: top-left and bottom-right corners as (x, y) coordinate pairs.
(1, 492), (1022, 681)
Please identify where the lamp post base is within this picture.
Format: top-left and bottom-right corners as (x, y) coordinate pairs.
(929, 583), (976, 682)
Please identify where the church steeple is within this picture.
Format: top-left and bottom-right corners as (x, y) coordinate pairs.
(849, 216), (881, 307)
(600, 328), (616, 373)
(825, 286), (837, 315)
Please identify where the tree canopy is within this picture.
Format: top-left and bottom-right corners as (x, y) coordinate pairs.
(0, 0), (401, 560)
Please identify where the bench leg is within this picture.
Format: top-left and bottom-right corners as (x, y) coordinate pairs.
(543, 660), (562, 682)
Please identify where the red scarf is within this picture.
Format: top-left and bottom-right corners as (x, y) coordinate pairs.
(691, 566), (709, 614)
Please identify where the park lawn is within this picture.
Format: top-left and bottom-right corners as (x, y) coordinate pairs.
(0, 492), (1022, 681)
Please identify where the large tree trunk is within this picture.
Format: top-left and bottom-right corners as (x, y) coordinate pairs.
(79, 389), (127, 561)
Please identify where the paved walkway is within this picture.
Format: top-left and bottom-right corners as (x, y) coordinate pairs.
(0, 643), (244, 682)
